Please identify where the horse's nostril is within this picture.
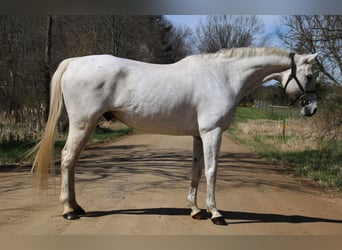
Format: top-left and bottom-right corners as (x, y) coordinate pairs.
(312, 108), (317, 116)
(307, 108), (317, 117)
(307, 75), (313, 81)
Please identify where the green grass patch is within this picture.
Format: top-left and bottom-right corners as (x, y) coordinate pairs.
(0, 127), (133, 165)
(228, 107), (287, 141)
(258, 141), (342, 189)
(89, 127), (133, 143)
(0, 140), (36, 164)
(233, 107), (287, 123)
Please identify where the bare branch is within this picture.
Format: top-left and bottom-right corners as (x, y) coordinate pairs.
(278, 15), (341, 86)
(196, 15), (265, 53)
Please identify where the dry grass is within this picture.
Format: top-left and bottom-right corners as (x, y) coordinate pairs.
(237, 118), (320, 152)
(0, 118), (133, 165)
(229, 107), (342, 190)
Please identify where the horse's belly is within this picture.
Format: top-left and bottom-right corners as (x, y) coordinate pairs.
(112, 111), (199, 136)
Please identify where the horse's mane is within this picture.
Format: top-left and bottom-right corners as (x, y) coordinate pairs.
(198, 47), (289, 59)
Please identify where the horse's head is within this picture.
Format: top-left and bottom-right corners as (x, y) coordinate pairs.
(264, 53), (318, 117)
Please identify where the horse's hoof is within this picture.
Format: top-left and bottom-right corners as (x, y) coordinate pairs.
(63, 206), (86, 220)
(63, 212), (80, 220)
(211, 216), (228, 225)
(192, 211), (207, 220)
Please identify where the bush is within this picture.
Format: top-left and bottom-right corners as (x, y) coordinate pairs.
(310, 94), (342, 145)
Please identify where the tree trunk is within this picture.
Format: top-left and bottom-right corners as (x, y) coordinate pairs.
(5, 32), (20, 123)
(44, 15), (53, 122)
(111, 15), (120, 56)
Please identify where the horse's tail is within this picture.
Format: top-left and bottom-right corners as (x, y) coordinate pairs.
(31, 58), (76, 190)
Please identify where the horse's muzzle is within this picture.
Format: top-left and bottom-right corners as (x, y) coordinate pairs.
(301, 102), (317, 117)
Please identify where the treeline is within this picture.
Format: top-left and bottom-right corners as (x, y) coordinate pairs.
(0, 15), (192, 127)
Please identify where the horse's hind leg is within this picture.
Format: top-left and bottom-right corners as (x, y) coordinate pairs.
(60, 120), (97, 220)
(187, 136), (206, 220)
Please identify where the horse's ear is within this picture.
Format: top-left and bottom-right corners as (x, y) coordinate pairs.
(263, 73), (282, 83)
(305, 53), (318, 64)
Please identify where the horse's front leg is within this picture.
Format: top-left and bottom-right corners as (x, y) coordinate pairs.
(187, 136), (205, 220)
(201, 128), (227, 225)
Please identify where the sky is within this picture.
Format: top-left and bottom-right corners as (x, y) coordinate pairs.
(165, 15), (283, 46)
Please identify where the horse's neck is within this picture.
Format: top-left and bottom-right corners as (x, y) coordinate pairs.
(228, 56), (291, 99)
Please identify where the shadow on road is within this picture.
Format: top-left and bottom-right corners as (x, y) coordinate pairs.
(0, 143), (325, 194)
(80, 207), (342, 225)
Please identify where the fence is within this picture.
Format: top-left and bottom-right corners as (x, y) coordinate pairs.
(254, 99), (272, 112)
(253, 100), (299, 117)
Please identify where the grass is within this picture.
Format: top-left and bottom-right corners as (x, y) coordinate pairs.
(232, 107), (287, 123)
(0, 140), (36, 165)
(228, 107), (287, 143)
(228, 107), (342, 190)
(0, 126), (133, 165)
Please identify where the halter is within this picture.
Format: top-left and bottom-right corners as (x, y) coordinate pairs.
(284, 52), (316, 106)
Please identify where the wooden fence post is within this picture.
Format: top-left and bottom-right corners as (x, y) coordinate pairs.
(282, 119), (286, 140)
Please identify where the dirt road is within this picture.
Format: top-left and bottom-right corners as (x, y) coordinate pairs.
(1, 133), (342, 235)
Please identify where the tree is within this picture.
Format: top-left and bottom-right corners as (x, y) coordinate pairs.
(196, 15), (265, 53)
(169, 25), (193, 62)
(277, 15), (341, 86)
(43, 15), (53, 121)
(0, 16), (24, 122)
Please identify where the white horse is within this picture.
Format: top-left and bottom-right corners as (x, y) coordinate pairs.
(32, 47), (318, 225)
